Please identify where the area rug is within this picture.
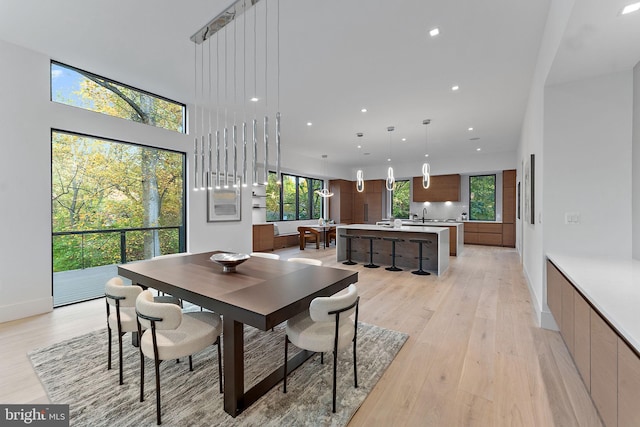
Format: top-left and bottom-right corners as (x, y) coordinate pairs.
(28, 322), (408, 427)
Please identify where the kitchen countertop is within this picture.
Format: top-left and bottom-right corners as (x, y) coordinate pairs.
(379, 220), (462, 226)
(340, 223), (450, 234)
(546, 253), (640, 353)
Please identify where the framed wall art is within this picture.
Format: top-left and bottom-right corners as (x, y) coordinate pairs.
(207, 175), (241, 222)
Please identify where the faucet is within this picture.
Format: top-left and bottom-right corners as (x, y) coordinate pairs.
(422, 207), (428, 223)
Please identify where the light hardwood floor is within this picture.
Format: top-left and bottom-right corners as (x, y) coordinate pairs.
(0, 245), (602, 426)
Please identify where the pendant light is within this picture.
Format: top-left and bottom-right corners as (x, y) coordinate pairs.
(315, 154), (334, 198)
(355, 132), (364, 193)
(386, 126), (395, 192)
(422, 119), (431, 189)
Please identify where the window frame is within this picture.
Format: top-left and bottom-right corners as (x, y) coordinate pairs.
(266, 171), (325, 221)
(468, 174), (497, 221)
(50, 60), (186, 133)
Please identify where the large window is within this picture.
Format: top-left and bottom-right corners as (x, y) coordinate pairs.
(391, 180), (410, 219)
(51, 61), (185, 133)
(266, 172), (324, 221)
(469, 175), (496, 221)
(52, 130), (186, 306)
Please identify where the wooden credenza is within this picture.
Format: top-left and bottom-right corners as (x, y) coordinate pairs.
(547, 259), (640, 426)
(252, 224), (274, 252)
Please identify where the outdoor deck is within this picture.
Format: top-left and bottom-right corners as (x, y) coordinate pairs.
(53, 264), (131, 306)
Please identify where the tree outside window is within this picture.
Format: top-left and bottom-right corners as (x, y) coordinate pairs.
(391, 180), (410, 219)
(469, 175), (496, 221)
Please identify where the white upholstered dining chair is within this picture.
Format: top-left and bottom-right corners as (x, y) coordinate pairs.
(283, 284), (359, 412)
(287, 257), (323, 266)
(135, 290), (222, 425)
(250, 252), (281, 260)
(105, 277), (143, 385)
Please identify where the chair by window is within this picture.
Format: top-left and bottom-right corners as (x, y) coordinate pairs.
(250, 252), (281, 260)
(287, 258), (323, 266)
(298, 226), (320, 250)
(105, 277), (143, 385)
(283, 284), (359, 412)
(135, 290), (223, 425)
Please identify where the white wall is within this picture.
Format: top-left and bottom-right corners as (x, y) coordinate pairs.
(544, 71), (633, 258)
(517, 0), (575, 328)
(0, 39), (253, 322)
(633, 62), (640, 260)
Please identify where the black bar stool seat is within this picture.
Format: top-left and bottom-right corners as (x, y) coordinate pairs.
(360, 235), (381, 268)
(341, 234), (359, 265)
(409, 238), (432, 276)
(382, 236), (404, 271)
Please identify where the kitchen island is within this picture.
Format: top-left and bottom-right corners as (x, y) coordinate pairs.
(336, 224), (449, 275)
(377, 219), (463, 256)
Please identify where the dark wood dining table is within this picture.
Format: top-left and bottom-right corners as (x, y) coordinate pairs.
(117, 251), (358, 417)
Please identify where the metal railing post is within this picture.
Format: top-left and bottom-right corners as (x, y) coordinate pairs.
(120, 231), (127, 264)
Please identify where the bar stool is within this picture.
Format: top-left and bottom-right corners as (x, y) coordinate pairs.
(409, 238), (432, 276)
(341, 234), (359, 265)
(383, 236), (404, 271)
(360, 235), (381, 268)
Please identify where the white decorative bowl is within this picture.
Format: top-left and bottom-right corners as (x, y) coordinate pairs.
(210, 253), (250, 273)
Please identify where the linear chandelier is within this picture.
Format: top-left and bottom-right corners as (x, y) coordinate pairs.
(191, 0), (281, 193)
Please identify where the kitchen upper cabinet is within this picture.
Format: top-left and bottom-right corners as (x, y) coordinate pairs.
(502, 169), (516, 247)
(329, 179), (353, 224)
(412, 174), (460, 202)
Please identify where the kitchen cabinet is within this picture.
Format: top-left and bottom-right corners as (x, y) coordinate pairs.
(574, 295), (591, 390)
(252, 224), (274, 252)
(329, 179), (353, 223)
(618, 337), (640, 426)
(590, 310), (617, 427)
(412, 174), (460, 202)
(547, 258), (640, 427)
(353, 179), (384, 224)
(464, 222), (503, 246)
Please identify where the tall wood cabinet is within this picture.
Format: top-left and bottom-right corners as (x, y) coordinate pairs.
(502, 169), (516, 247)
(329, 179), (353, 223)
(352, 179), (384, 224)
(412, 174), (460, 202)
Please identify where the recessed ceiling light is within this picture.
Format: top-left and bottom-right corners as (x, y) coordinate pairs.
(357, 145), (362, 149)
(429, 28), (440, 37)
(401, 138), (407, 142)
(250, 97), (259, 102)
(476, 148), (481, 151)
(361, 108), (368, 113)
(387, 158), (391, 162)
(622, 2), (640, 14)
(451, 85), (459, 91)
(468, 127), (474, 131)
(424, 154), (429, 157)
(306, 122), (312, 126)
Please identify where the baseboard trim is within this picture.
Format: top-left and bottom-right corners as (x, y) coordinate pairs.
(0, 297), (53, 323)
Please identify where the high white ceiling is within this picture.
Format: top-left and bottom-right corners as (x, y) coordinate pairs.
(1, 0), (637, 170)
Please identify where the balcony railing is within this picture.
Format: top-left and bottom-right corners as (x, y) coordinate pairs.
(52, 225), (185, 272)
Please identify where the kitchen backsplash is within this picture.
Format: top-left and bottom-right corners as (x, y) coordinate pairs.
(407, 201), (469, 221)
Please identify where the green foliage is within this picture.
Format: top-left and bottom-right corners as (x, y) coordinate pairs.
(52, 132), (184, 272)
(392, 180), (411, 218)
(266, 172), (323, 221)
(469, 175), (496, 220)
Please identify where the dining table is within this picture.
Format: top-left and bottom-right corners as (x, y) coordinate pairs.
(117, 251), (358, 417)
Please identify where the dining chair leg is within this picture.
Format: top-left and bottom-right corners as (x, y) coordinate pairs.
(353, 338), (358, 388)
(216, 338), (223, 393)
(154, 359), (162, 425)
(320, 352), (324, 365)
(139, 349), (145, 402)
(118, 332), (124, 385)
(332, 349), (338, 413)
(283, 336), (289, 393)
(107, 327), (112, 371)
(189, 355), (193, 371)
